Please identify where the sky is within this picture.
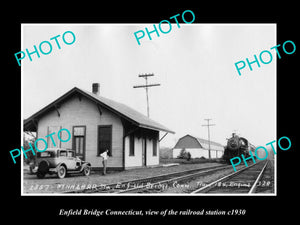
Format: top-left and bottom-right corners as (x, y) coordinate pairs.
(22, 23), (276, 148)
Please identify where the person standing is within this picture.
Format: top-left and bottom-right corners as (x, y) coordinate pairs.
(100, 149), (109, 175)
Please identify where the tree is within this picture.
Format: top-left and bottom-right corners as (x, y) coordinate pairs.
(178, 148), (192, 160)
(23, 132), (37, 164)
(186, 152), (191, 161)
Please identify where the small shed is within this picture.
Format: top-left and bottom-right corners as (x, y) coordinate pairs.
(173, 134), (224, 159)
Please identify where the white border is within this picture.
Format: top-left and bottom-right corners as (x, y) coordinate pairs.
(21, 23), (277, 196)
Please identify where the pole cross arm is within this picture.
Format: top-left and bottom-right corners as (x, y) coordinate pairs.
(133, 73), (161, 117)
(133, 84), (161, 88)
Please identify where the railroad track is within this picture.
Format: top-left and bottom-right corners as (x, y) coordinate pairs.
(118, 162), (258, 194)
(65, 164), (234, 194)
(254, 159), (274, 193)
(66, 160), (272, 194)
(106, 164), (248, 194)
(191, 160), (270, 194)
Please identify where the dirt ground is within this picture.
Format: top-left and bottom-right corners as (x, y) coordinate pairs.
(23, 162), (222, 194)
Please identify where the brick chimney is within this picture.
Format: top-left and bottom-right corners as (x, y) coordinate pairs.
(92, 83), (100, 95)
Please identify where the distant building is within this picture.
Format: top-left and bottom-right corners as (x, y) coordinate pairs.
(173, 134), (224, 159)
(24, 83), (174, 170)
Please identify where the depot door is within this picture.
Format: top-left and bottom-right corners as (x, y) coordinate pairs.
(142, 138), (147, 166)
(98, 125), (112, 156)
(72, 126), (86, 160)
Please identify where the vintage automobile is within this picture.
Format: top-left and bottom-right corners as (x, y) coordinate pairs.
(31, 148), (91, 179)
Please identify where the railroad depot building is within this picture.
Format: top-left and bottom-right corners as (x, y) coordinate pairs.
(24, 83), (174, 170)
(173, 134), (224, 159)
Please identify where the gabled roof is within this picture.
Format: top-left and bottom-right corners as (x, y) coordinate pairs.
(174, 134), (224, 149)
(195, 137), (224, 147)
(24, 87), (175, 134)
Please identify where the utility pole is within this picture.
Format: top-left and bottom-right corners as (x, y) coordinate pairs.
(133, 73), (160, 117)
(202, 119), (216, 159)
(233, 129), (238, 136)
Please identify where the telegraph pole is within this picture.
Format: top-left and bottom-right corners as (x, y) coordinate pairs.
(202, 119), (216, 159)
(133, 73), (160, 117)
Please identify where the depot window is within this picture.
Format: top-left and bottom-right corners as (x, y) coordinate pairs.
(153, 139), (157, 156)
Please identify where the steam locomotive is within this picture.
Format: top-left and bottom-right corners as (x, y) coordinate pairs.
(223, 133), (256, 164)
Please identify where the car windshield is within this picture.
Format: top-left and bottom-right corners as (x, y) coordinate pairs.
(59, 150), (75, 157)
(38, 151), (54, 158)
(59, 150), (67, 157)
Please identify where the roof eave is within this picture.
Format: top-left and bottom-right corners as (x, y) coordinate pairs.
(139, 124), (175, 134)
(23, 87), (174, 134)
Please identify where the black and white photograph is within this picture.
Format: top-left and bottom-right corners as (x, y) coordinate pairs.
(21, 23), (276, 195)
(4, 4), (299, 223)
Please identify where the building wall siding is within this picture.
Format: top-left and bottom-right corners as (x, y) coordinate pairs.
(146, 138), (159, 166)
(37, 95), (123, 168)
(124, 136), (142, 168)
(124, 136), (159, 168)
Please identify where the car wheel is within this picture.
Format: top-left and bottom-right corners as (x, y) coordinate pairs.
(37, 172), (45, 179)
(57, 165), (67, 179)
(38, 160), (49, 174)
(83, 166), (91, 176)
